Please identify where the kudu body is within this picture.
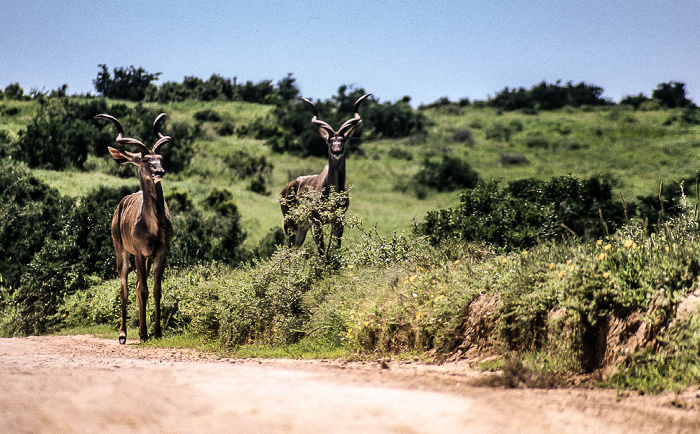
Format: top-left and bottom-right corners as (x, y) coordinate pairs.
(96, 113), (174, 344)
(280, 94), (370, 255)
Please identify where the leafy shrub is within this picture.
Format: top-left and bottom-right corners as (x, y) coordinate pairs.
(94, 64), (161, 102)
(412, 155), (479, 192)
(223, 149), (273, 179)
(269, 85), (426, 156)
(193, 109), (222, 122)
(0, 163), (64, 288)
(388, 147), (413, 161)
(219, 248), (327, 347)
(450, 129), (475, 145)
(0, 177), (136, 335)
(166, 189), (247, 267)
(489, 81), (610, 111)
(417, 176), (626, 249)
(12, 98), (197, 173)
(485, 123), (513, 142)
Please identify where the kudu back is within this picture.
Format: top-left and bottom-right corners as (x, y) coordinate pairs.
(96, 113), (174, 344)
(280, 94), (371, 256)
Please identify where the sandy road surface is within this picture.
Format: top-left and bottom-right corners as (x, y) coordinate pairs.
(0, 335), (698, 433)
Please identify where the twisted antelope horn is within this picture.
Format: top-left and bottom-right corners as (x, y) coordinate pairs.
(152, 113), (172, 154)
(300, 97), (335, 136)
(338, 93), (372, 136)
(95, 114), (150, 155)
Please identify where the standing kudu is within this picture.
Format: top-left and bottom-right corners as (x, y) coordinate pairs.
(96, 113), (174, 344)
(280, 94), (371, 256)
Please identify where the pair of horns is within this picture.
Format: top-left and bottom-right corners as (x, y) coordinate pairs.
(96, 113), (172, 154)
(300, 94), (371, 137)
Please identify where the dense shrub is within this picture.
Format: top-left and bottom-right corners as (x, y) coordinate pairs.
(193, 109), (222, 122)
(94, 64), (161, 102)
(13, 98), (197, 173)
(489, 81), (610, 111)
(0, 163), (63, 288)
(0, 167), (137, 335)
(166, 188), (247, 267)
(652, 81), (694, 108)
(417, 176), (626, 249)
(412, 155), (479, 192)
(269, 85), (426, 156)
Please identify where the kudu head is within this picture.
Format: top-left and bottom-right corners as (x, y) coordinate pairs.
(96, 113), (172, 183)
(300, 94), (371, 160)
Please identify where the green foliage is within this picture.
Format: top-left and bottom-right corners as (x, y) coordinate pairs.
(219, 248), (327, 346)
(166, 188), (247, 267)
(4, 83), (25, 100)
(652, 81), (694, 108)
(0, 162), (63, 288)
(94, 64), (161, 101)
(193, 109), (222, 122)
(489, 81), (610, 111)
(412, 155), (479, 193)
(14, 98), (197, 173)
(417, 176), (626, 249)
(269, 85), (426, 156)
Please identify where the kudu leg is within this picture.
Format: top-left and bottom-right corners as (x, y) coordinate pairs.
(152, 253), (167, 339)
(134, 255), (150, 341)
(312, 222), (326, 256)
(330, 222), (344, 252)
(116, 250), (130, 345)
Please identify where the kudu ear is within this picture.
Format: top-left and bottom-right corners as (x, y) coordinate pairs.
(108, 146), (140, 165)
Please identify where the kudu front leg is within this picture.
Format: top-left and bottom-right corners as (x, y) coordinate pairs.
(330, 222), (344, 253)
(134, 255), (150, 342)
(152, 253), (167, 339)
(116, 250), (130, 345)
(313, 222), (326, 257)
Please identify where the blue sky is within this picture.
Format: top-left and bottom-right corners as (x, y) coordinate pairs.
(1, 1), (698, 105)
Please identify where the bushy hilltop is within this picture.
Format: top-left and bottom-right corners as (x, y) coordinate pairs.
(2, 68), (700, 395)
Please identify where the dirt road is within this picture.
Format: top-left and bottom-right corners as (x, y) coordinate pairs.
(1, 335), (698, 433)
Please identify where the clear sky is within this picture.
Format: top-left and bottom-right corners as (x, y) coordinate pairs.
(1, 1), (698, 105)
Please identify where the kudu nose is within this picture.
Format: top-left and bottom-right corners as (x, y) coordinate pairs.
(154, 170), (165, 178)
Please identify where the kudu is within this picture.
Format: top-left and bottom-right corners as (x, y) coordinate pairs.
(96, 113), (174, 344)
(280, 94), (371, 255)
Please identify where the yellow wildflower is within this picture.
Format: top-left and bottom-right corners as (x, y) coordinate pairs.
(596, 239), (603, 246)
(598, 253), (606, 261)
(566, 259), (572, 265)
(624, 239), (634, 248)
(409, 274), (417, 282)
(604, 244), (612, 251)
(603, 272), (610, 278)
(548, 263), (555, 270)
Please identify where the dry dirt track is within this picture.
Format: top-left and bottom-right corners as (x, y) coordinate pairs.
(1, 335), (699, 433)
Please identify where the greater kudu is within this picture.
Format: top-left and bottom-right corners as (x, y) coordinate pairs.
(96, 113), (174, 344)
(280, 94), (371, 255)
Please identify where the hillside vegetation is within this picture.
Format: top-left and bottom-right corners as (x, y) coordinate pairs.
(2, 73), (700, 394)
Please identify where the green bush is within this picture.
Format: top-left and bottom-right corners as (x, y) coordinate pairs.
(417, 176), (626, 249)
(13, 98), (197, 173)
(412, 155), (479, 193)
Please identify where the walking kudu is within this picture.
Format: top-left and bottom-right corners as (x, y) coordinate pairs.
(96, 113), (174, 344)
(280, 94), (371, 255)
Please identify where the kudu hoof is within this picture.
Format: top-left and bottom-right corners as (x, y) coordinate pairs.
(118, 334), (126, 345)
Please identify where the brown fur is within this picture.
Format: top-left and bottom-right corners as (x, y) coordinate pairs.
(97, 113), (174, 344)
(280, 95), (370, 255)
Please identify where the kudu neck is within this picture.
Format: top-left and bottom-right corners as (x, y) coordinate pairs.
(138, 167), (167, 222)
(326, 152), (346, 192)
